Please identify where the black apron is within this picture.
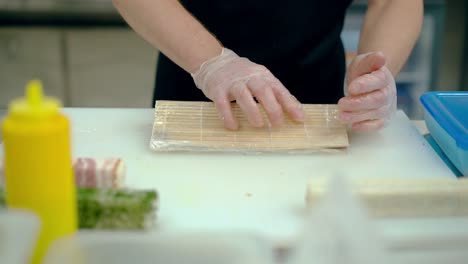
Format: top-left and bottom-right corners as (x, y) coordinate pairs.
(153, 0), (353, 106)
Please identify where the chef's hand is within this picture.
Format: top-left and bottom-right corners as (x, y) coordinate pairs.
(338, 52), (397, 132)
(191, 48), (305, 130)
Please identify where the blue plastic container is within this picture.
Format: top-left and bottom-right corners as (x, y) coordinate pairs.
(420, 92), (468, 176)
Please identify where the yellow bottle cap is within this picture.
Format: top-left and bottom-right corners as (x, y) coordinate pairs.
(9, 80), (61, 119)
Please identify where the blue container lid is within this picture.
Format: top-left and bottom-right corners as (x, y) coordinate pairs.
(420, 92), (468, 150)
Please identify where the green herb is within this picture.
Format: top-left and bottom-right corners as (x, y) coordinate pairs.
(0, 188), (158, 230)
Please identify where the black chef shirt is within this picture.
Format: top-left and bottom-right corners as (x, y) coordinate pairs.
(153, 1), (353, 106)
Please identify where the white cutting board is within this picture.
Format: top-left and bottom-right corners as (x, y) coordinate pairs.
(0, 109), (456, 241)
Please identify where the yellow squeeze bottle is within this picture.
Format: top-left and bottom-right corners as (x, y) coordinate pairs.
(1, 80), (77, 264)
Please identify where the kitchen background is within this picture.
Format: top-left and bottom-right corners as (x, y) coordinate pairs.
(0, 0), (465, 119)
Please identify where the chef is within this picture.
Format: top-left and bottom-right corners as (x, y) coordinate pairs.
(113, 0), (422, 132)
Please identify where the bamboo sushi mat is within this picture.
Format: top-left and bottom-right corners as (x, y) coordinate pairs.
(150, 101), (349, 153)
(306, 177), (468, 217)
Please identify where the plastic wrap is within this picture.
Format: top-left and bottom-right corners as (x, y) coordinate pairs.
(290, 176), (468, 264)
(0, 209), (40, 264)
(73, 158), (125, 189)
(77, 188), (158, 230)
(150, 101), (349, 153)
(0, 158), (125, 189)
(290, 175), (392, 264)
(0, 188), (158, 230)
(306, 177), (468, 217)
(44, 232), (273, 264)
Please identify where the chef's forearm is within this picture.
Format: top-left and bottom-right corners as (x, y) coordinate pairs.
(357, 0), (423, 76)
(113, 0), (222, 73)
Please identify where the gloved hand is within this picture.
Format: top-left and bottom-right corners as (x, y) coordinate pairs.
(191, 48), (305, 130)
(338, 52), (397, 132)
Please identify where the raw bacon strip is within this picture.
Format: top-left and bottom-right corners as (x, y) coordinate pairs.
(0, 158), (125, 189)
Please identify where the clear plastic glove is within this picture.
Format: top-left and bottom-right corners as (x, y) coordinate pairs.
(191, 48), (305, 130)
(338, 52), (397, 132)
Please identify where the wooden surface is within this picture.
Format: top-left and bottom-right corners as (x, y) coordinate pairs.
(150, 101), (349, 153)
(307, 178), (468, 217)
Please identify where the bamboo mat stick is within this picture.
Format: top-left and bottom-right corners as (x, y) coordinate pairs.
(150, 101), (349, 153)
(306, 177), (468, 217)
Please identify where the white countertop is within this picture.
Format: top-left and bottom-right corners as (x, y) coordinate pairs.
(1, 108), (466, 245)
